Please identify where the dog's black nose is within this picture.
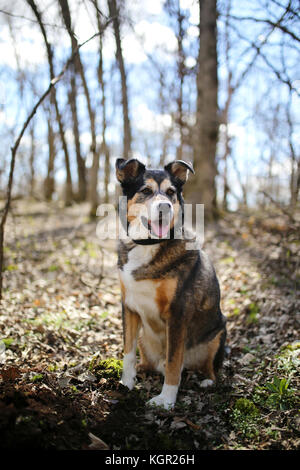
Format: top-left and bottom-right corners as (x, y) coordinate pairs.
(158, 202), (172, 214)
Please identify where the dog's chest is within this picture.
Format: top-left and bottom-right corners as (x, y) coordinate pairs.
(119, 245), (162, 323)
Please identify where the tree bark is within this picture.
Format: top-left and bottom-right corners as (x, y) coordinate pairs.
(26, 0), (73, 205)
(94, 0), (110, 204)
(68, 73), (86, 201)
(185, 0), (218, 220)
(29, 123), (35, 197)
(108, 0), (132, 159)
(59, 0), (99, 214)
(44, 113), (56, 200)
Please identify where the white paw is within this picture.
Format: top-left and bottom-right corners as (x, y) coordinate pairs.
(147, 394), (175, 410)
(200, 379), (214, 388)
(147, 383), (178, 410)
(121, 350), (136, 390)
(120, 373), (135, 390)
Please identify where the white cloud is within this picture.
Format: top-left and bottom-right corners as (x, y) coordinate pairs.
(134, 102), (172, 133)
(134, 21), (177, 55)
(180, 0), (199, 25)
(0, 22), (46, 70)
(0, 1), (177, 70)
(127, 0), (164, 20)
(187, 25), (199, 37)
(122, 32), (147, 64)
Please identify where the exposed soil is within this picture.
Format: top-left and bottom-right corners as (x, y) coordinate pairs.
(0, 201), (299, 450)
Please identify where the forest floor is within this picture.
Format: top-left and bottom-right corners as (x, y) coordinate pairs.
(0, 200), (299, 450)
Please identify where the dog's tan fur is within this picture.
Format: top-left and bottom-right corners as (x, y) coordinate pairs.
(116, 158), (226, 409)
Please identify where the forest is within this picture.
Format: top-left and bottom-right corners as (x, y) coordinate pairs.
(0, 0), (299, 451)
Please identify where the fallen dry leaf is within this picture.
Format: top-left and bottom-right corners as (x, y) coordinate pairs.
(0, 366), (21, 381)
(88, 432), (109, 450)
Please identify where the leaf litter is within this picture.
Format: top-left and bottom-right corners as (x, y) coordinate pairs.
(0, 201), (299, 449)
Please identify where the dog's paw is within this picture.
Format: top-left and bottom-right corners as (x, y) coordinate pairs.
(147, 394), (175, 410)
(147, 384), (178, 410)
(120, 374), (135, 390)
(200, 379), (214, 388)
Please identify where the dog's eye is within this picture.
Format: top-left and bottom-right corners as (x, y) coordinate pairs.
(166, 188), (176, 197)
(141, 187), (153, 196)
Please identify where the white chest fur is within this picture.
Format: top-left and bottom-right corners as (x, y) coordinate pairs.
(119, 245), (161, 325)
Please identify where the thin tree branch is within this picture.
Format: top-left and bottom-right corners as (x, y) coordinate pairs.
(0, 29), (108, 301)
(228, 21), (300, 96)
(228, 14), (300, 44)
(0, 8), (66, 29)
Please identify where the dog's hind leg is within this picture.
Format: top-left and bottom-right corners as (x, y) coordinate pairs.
(200, 329), (226, 388)
(136, 337), (155, 372)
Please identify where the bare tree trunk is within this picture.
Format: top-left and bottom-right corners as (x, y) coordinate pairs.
(94, 0), (110, 204)
(222, 136), (230, 211)
(29, 123), (35, 197)
(27, 0), (73, 205)
(59, 0), (99, 215)
(221, 82), (234, 211)
(108, 0), (132, 159)
(286, 94), (299, 209)
(68, 73), (86, 201)
(173, 0), (186, 161)
(221, 0), (232, 212)
(44, 114), (56, 200)
(185, 0), (218, 220)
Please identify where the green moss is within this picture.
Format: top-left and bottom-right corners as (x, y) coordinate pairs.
(234, 398), (259, 416)
(231, 398), (261, 439)
(90, 358), (123, 379)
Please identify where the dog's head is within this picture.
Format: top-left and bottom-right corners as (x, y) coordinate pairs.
(116, 158), (194, 242)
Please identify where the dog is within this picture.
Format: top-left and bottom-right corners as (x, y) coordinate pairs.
(116, 158), (226, 409)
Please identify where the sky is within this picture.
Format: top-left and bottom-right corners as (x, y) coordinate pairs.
(0, 0), (299, 207)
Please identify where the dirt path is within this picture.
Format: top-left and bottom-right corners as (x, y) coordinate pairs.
(0, 201), (299, 449)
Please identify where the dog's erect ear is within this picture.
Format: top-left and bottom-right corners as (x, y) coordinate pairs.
(115, 158), (146, 183)
(164, 160), (195, 185)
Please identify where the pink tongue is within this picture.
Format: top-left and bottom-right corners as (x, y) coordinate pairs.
(151, 221), (169, 238)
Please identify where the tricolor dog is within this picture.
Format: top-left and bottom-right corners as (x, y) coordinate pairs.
(116, 158), (226, 409)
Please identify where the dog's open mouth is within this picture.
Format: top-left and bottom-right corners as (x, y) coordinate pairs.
(141, 215), (170, 238)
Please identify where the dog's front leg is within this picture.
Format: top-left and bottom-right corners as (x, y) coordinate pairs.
(120, 305), (140, 390)
(148, 319), (185, 410)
